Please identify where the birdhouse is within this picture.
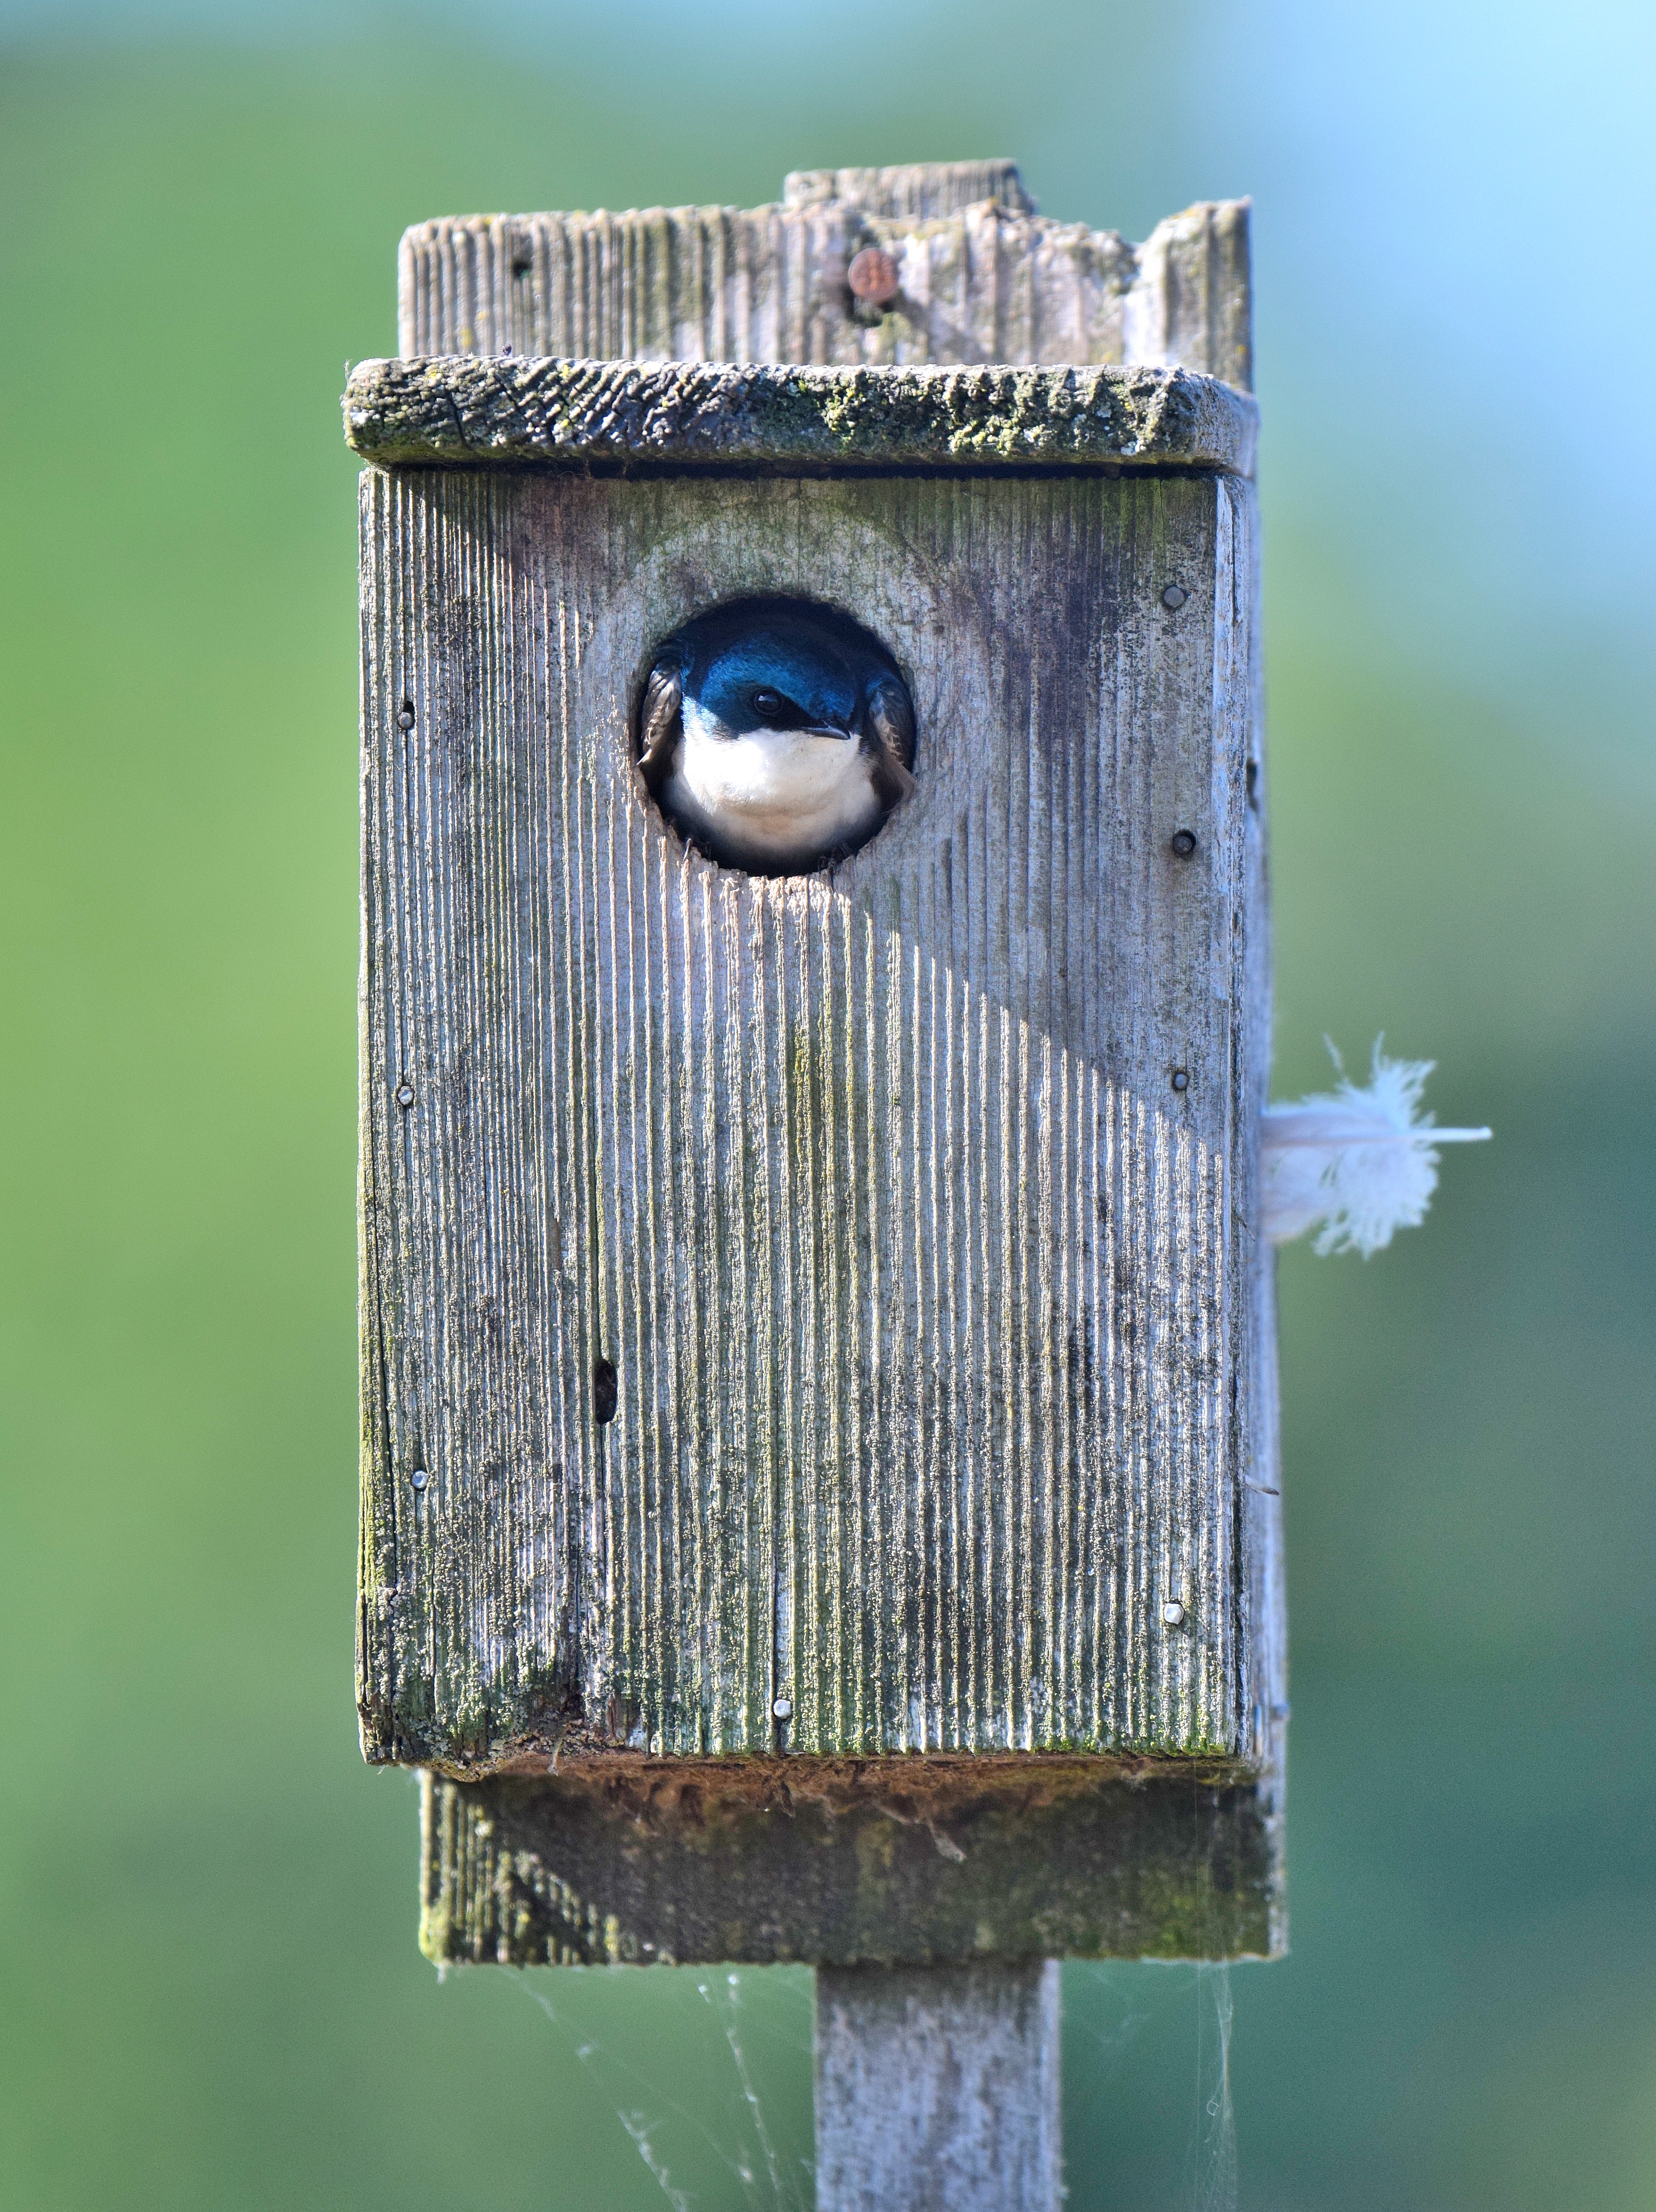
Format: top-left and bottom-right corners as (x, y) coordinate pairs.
(348, 161), (1284, 1971)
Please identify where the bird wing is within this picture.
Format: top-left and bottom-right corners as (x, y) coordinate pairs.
(865, 676), (916, 805)
(638, 658), (684, 792)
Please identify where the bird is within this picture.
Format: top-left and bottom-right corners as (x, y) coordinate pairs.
(637, 600), (916, 875)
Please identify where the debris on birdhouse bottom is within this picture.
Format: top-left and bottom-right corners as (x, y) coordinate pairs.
(1262, 1042), (1491, 1257)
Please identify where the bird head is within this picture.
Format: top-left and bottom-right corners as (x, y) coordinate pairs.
(692, 617), (863, 748)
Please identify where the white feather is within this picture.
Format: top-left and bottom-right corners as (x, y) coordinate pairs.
(1261, 1043), (1490, 1257)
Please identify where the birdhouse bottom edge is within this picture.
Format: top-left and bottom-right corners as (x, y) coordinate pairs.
(417, 1750), (1284, 1968)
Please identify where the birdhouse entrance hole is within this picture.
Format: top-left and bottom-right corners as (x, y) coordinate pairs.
(636, 596), (917, 876)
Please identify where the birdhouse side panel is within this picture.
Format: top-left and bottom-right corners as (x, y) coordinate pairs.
(357, 463), (1263, 1771)
(1234, 475), (1285, 1778)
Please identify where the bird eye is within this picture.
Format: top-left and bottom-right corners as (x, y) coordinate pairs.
(752, 687), (784, 719)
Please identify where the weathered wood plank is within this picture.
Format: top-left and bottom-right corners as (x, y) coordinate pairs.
(814, 1961), (1062, 2212)
(357, 460), (1270, 1775)
(783, 161), (1038, 220)
(397, 168), (1251, 390)
(343, 356), (1258, 478)
(418, 1757), (1279, 1967)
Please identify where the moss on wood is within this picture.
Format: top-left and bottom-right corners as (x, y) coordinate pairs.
(343, 356), (1257, 478)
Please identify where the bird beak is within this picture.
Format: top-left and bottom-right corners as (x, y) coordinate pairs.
(803, 723), (855, 741)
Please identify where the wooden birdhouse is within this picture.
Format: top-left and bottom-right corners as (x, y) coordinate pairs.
(348, 160), (1284, 1980)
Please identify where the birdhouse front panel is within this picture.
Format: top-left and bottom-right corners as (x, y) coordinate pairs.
(356, 424), (1276, 1774)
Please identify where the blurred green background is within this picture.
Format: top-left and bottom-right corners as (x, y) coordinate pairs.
(1, 3), (1651, 2206)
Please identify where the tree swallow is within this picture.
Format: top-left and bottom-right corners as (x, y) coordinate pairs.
(637, 600), (916, 874)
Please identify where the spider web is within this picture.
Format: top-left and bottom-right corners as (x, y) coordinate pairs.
(514, 1964), (816, 2211)
(502, 1958), (1237, 2211)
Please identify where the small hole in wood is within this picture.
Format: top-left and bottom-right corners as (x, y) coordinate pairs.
(593, 1357), (618, 1424)
(1246, 758), (1259, 810)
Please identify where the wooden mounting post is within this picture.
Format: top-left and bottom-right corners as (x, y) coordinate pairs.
(815, 1963), (1061, 2212)
(350, 159), (1282, 2206)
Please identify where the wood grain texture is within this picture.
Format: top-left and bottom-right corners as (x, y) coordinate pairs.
(418, 1757), (1279, 1967)
(783, 162), (1038, 220)
(814, 1962), (1061, 2212)
(343, 356), (1258, 478)
(397, 168), (1251, 389)
(357, 461), (1274, 1775)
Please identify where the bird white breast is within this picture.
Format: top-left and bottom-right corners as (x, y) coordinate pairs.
(663, 714), (883, 871)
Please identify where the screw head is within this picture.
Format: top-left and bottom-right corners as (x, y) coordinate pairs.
(1161, 584), (1188, 610)
(394, 1081), (415, 1108)
(1162, 1599), (1186, 1627)
(771, 1696), (793, 1721)
(1170, 829), (1197, 857)
(847, 246), (901, 307)
(1170, 1069), (1189, 1092)
(410, 1468), (429, 1492)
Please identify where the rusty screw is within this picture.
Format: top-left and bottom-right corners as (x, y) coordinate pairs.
(847, 246), (901, 309)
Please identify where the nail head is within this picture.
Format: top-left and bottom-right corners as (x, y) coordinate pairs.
(1161, 584), (1188, 609)
(1171, 1069), (1189, 1092)
(1162, 1600), (1186, 1627)
(394, 1081), (415, 1108)
(396, 703), (415, 731)
(771, 1696), (793, 1721)
(1170, 829), (1197, 857)
(847, 246), (900, 306)
(410, 1468), (429, 1491)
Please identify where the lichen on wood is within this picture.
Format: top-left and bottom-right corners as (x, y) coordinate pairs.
(343, 356), (1257, 478)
